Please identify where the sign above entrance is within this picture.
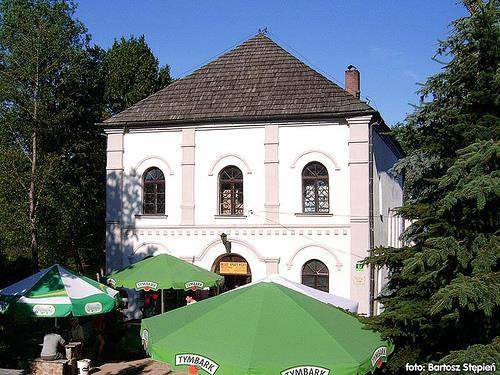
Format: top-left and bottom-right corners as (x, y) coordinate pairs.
(219, 262), (248, 275)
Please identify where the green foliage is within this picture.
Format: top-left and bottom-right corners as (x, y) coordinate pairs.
(0, 0), (89, 270)
(103, 35), (171, 115)
(392, 0), (500, 203)
(0, 0), (106, 271)
(366, 1), (500, 372)
(39, 44), (107, 269)
(0, 1), (172, 273)
(370, 142), (500, 373)
(422, 337), (500, 375)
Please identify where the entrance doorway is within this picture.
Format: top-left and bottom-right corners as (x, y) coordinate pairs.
(212, 254), (252, 292)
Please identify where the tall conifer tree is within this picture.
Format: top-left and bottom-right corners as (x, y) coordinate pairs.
(366, 1), (500, 372)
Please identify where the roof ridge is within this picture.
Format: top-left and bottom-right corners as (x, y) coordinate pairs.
(167, 33), (271, 85)
(104, 34), (373, 125)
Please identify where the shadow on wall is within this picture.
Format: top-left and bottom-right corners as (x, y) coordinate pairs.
(106, 167), (145, 273)
(107, 167), (171, 320)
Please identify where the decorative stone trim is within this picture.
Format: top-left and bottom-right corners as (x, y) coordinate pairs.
(134, 156), (174, 176)
(294, 213), (334, 217)
(213, 215), (248, 219)
(134, 214), (169, 219)
(128, 242), (172, 263)
(347, 139), (369, 144)
(122, 224), (349, 231)
(286, 243), (344, 271)
(208, 154), (253, 176)
(350, 217), (369, 223)
(196, 237), (279, 263)
(290, 149), (341, 171)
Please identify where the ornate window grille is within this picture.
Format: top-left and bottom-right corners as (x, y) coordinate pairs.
(219, 166), (244, 215)
(143, 167), (165, 214)
(301, 259), (329, 292)
(302, 162), (329, 213)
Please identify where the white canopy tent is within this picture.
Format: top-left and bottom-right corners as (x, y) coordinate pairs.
(233, 274), (359, 313)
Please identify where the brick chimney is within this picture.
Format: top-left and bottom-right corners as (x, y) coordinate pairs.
(345, 65), (360, 99)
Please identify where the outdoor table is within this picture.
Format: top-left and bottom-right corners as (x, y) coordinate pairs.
(65, 342), (82, 375)
(65, 341), (82, 360)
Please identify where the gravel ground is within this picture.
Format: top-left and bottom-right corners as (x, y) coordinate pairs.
(0, 358), (188, 375)
(89, 358), (187, 375)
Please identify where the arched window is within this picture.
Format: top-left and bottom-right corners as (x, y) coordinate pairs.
(302, 162), (329, 213)
(302, 259), (329, 292)
(219, 166), (243, 215)
(143, 167), (165, 214)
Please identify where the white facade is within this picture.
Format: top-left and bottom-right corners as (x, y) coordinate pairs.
(105, 115), (403, 316)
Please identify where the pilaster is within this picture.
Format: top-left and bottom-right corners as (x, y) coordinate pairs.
(105, 130), (124, 273)
(264, 257), (280, 275)
(181, 129), (196, 225)
(264, 125), (279, 223)
(347, 115), (372, 315)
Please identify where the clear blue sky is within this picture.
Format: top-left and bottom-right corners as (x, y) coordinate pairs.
(75, 1), (467, 126)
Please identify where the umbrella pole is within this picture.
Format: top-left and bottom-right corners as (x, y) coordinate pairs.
(55, 317), (58, 328)
(161, 290), (164, 313)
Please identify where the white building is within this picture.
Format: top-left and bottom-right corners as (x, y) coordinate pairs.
(102, 34), (403, 316)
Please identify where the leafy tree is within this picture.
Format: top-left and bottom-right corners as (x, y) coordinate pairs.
(0, 2), (174, 274)
(0, 0), (92, 271)
(0, 0), (108, 272)
(103, 35), (171, 115)
(39, 44), (107, 272)
(366, 1), (500, 372)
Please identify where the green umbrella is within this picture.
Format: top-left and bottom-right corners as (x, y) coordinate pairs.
(141, 279), (393, 375)
(0, 264), (119, 318)
(107, 254), (223, 292)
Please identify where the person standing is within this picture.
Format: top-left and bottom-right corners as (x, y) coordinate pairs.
(70, 318), (84, 342)
(91, 315), (105, 362)
(142, 291), (160, 317)
(185, 293), (197, 305)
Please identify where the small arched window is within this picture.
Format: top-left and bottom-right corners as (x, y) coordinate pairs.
(143, 167), (165, 214)
(302, 259), (329, 292)
(219, 166), (243, 215)
(302, 162), (329, 213)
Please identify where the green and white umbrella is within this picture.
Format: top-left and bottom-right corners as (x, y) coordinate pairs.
(107, 254), (224, 292)
(141, 278), (393, 375)
(0, 264), (119, 318)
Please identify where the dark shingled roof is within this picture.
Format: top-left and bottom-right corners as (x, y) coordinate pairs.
(104, 34), (374, 125)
